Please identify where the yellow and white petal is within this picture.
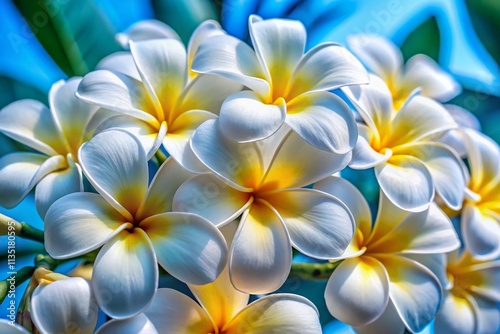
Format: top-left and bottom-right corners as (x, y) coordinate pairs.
(463, 129), (500, 191)
(44, 192), (129, 259)
(285, 91), (357, 153)
(248, 16), (306, 96)
(172, 174), (252, 227)
(96, 314), (158, 334)
(402, 54), (461, 102)
(229, 200), (292, 294)
(188, 20), (224, 73)
(434, 290), (477, 334)
(349, 125), (391, 169)
(142, 289), (214, 333)
(287, 43), (368, 100)
(375, 156), (434, 212)
(388, 96), (456, 147)
(474, 295), (500, 334)
(116, 19), (180, 49)
(35, 157), (83, 219)
(141, 212), (227, 285)
(324, 256), (389, 326)
(219, 90), (286, 142)
(0, 152), (48, 208)
(129, 39), (186, 117)
(97, 51), (141, 80)
(368, 203), (460, 254)
(136, 158), (194, 220)
(264, 189), (354, 259)
(353, 300), (406, 334)
(462, 205), (500, 260)
(403, 253), (450, 290)
(190, 119), (263, 190)
(93, 229), (158, 319)
(0, 99), (65, 156)
(261, 131), (351, 190)
(77, 70), (159, 126)
(347, 34), (403, 81)
(0, 320), (29, 334)
(223, 293), (321, 334)
(379, 255), (442, 333)
(79, 129), (148, 219)
(314, 176), (372, 239)
(31, 277), (97, 334)
(49, 78), (99, 154)
(394, 142), (466, 210)
(453, 260), (500, 302)
(192, 34), (270, 97)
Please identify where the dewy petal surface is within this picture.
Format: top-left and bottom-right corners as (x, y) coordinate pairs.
(92, 229), (158, 319)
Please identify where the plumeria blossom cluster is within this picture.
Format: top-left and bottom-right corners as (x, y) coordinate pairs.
(0, 16), (499, 334)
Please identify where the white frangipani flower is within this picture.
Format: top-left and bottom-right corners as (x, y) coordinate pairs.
(316, 176), (460, 333)
(461, 129), (500, 259)
(174, 119), (354, 294)
(76, 20), (241, 171)
(192, 15), (368, 152)
(343, 74), (466, 212)
(348, 34), (461, 109)
(0, 78), (102, 218)
(96, 222), (322, 334)
(44, 129), (227, 319)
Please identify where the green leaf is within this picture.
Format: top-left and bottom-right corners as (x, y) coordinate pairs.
(13, 0), (121, 76)
(152, 0), (219, 44)
(400, 17), (440, 62)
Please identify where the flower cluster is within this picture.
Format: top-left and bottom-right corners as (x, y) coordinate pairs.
(0, 16), (499, 334)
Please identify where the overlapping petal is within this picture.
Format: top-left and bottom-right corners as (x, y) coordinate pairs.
(354, 300), (406, 334)
(116, 19), (180, 49)
(462, 205), (500, 260)
(97, 52), (141, 80)
(96, 314), (158, 334)
(434, 290), (477, 334)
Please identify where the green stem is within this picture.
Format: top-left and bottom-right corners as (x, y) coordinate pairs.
(289, 261), (342, 279)
(19, 222), (44, 243)
(34, 254), (61, 271)
(0, 266), (35, 304)
(155, 150), (168, 166)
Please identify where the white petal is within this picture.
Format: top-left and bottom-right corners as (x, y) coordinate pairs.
(49, 78), (99, 154)
(0, 152), (47, 208)
(35, 157), (83, 218)
(79, 129), (148, 219)
(0, 320), (29, 334)
(223, 294), (321, 333)
(375, 156), (434, 212)
(163, 109), (216, 172)
(219, 90), (286, 142)
(325, 256), (389, 326)
(129, 38), (186, 116)
(229, 200), (292, 294)
(349, 125), (391, 169)
(285, 91), (358, 153)
(379, 255), (442, 333)
(404, 253), (450, 290)
(116, 19), (180, 49)
(96, 314), (158, 334)
(172, 174), (252, 226)
(190, 119), (263, 190)
(434, 290), (477, 334)
(347, 34), (403, 81)
(264, 189), (354, 259)
(92, 229), (158, 319)
(402, 54), (461, 101)
(143, 289), (214, 333)
(97, 51), (141, 80)
(44, 192), (129, 259)
(353, 300), (406, 334)
(141, 212), (227, 285)
(475, 296), (500, 334)
(0, 100), (64, 155)
(188, 20), (224, 71)
(31, 277), (98, 334)
(287, 43), (368, 99)
(191, 34), (269, 97)
(369, 203), (460, 254)
(76, 70), (159, 126)
(137, 158), (194, 220)
(462, 205), (500, 260)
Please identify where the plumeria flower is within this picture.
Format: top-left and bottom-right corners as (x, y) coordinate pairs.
(44, 129), (228, 318)
(192, 15), (368, 152)
(343, 74), (466, 211)
(434, 250), (500, 334)
(315, 176), (460, 333)
(174, 119), (354, 294)
(76, 20), (241, 171)
(348, 34), (461, 110)
(96, 222), (322, 334)
(461, 129), (500, 259)
(0, 78), (102, 218)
